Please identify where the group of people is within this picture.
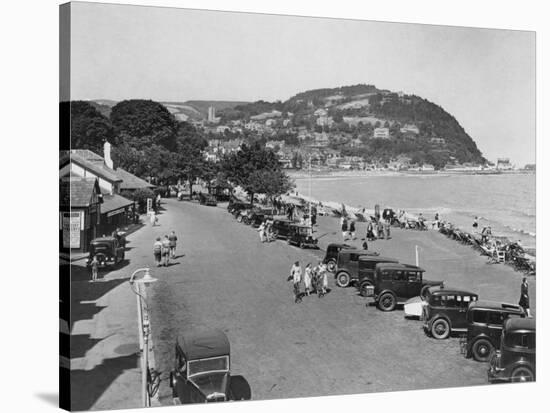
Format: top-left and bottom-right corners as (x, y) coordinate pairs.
(153, 231), (178, 267)
(289, 261), (329, 303)
(257, 220), (275, 243)
(365, 219), (391, 241)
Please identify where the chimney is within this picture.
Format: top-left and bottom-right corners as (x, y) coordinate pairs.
(104, 141), (113, 169)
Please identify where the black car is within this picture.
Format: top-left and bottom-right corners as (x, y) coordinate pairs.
(287, 224), (318, 249)
(199, 193), (218, 206)
(243, 208), (273, 227)
(367, 263), (444, 311)
(88, 236), (125, 267)
(422, 287), (479, 339)
(460, 301), (525, 362)
(488, 317), (535, 383)
(323, 243), (354, 273)
(334, 250), (386, 288)
(271, 218), (295, 239)
(170, 329), (251, 403)
(228, 201), (252, 216)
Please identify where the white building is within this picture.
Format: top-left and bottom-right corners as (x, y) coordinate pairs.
(373, 127), (390, 139)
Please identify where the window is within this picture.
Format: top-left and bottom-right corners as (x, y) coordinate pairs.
(472, 310), (487, 324)
(445, 295), (457, 307)
(381, 270), (391, 281)
(393, 271), (406, 281)
(350, 254), (359, 261)
(488, 311), (505, 325)
(407, 271), (419, 282)
(188, 356), (229, 377)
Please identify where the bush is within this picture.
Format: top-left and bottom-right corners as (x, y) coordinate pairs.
(121, 188), (155, 213)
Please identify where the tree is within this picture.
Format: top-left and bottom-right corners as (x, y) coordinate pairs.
(121, 187), (155, 213)
(220, 142), (292, 204)
(70, 101), (114, 153)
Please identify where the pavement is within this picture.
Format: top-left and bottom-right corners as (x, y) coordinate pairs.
(69, 217), (160, 411)
(147, 199), (536, 405)
(68, 198), (536, 409)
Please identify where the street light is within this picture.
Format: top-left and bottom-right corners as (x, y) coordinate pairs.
(129, 268), (157, 407)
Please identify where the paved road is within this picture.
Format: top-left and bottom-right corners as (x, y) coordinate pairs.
(147, 200), (499, 404)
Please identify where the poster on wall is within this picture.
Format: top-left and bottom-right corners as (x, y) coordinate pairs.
(62, 211), (82, 249)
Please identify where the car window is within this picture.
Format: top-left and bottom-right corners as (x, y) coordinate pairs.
(381, 270), (391, 281)
(505, 333), (536, 350)
(444, 295), (457, 307)
(431, 295), (442, 306)
(488, 311), (506, 325)
(407, 271), (419, 282)
(472, 310), (487, 324)
(350, 254), (359, 261)
(393, 270), (406, 281)
(188, 356), (229, 377)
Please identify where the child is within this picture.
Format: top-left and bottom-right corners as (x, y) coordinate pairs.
(90, 255), (99, 282)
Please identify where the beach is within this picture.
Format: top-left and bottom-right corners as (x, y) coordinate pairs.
(146, 198), (535, 405)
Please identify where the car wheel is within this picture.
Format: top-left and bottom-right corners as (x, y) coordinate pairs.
(431, 318), (450, 339)
(237, 215), (243, 223)
(336, 272), (350, 288)
(472, 338), (493, 362)
(378, 292), (396, 311)
(326, 260), (337, 273)
(359, 282), (372, 297)
(511, 366), (534, 382)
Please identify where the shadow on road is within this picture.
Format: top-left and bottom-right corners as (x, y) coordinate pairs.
(70, 353), (138, 411)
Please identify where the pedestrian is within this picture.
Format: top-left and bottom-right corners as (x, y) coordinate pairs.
(162, 235), (171, 266)
(90, 255), (99, 282)
(258, 221), (266, 243)
(473, 216), (479, 230)
(349, 220), (356, 240)
(341, 217), (348, 240)
(366, 220), (376, 241)
(153, 237), (163, 267)
(317, 262), (328, 297)
(519, 277), (531, 317)
(289, 261), (302, 303)
(311, 206), (317, 226)
(362, 239), (369, 250)
(304, 263), (312, 296)
(433, 212), (440, 229)
(168, 230), (178, 258)
(377, 220), (384, 239)
(384, 220), (391, 239)
(150, 211), (156, 226)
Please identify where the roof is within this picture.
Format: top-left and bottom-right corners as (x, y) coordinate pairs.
(60, 178), (100, 208)
(469, 300), (524, 313)
(116, 167), (155, 190)
(177, 329), (230, 360)
(375, 262), (421, 270)
(100, 194), (134, 214)
(91, 236), (117, 243)
(358, 254), (398, 261)
(427, 285), (477, 296)
(68, 152), (123, 183)
(327, 243), (354, 248)
(504, 317), (536, 332)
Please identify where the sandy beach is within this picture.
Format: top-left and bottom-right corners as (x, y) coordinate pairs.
(145, 199), (534, 405)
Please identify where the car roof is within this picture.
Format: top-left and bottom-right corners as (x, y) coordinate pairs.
(327, 243), (354, 248)
(374, 261), (417, 269)
(469, 300), (524, 313)
(177, 329), (230, 360)
(91, 237), (116, 243)
(427, 286), (477, 296)
(504, 317), (536, 333)
(290, 224), (311, 228)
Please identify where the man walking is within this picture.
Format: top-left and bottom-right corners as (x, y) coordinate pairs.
(168, 231), (178, 258)
(90, 255), (99, 282)
(153, 237), (163, 267)
(519, 277), (531, 317)
(162, 235), (171, 266)
(289, 261), (302, 303)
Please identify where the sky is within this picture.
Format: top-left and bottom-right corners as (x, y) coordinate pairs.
(70, 2), (536, 166)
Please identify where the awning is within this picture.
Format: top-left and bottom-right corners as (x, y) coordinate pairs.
(100, 194), (134, 216)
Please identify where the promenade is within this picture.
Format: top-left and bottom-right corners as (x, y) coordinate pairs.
(147, 199), (535, 404)
(68, 198), (535, 408)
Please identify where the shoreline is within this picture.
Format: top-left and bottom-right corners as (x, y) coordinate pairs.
(288, 169), (535, 179)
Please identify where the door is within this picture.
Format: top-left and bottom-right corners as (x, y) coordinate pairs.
(392, 270), (408, 300)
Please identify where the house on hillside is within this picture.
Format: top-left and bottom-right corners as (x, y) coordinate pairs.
(400, 124), (419, 134)
(430, 137), (446, 145)
(373, 128), (390, 139)
(496, 158), (514, 170)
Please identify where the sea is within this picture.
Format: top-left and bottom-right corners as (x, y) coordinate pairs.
(294, 173), (536, 250)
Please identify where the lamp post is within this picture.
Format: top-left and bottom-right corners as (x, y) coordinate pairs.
(129, 268), (158, 407)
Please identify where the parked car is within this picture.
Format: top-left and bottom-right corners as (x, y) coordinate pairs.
(287, 224), (318, 249)
(88, 236), (125, 267)
(243, 208), (273, 227)
(355, 255), (397, 296)
(365, 263), (443, 311)
(422, 287), (479, 339)
(228, 201), (252, 217)
(271, 218), (295, 239)
(323, 243), (354, 273)
(460, 301), (525, 362)
(170, 329), (251, 403)
(199, 193), (218, 206)
(335, 250), (391, 288)
(488, 317), (535, 383)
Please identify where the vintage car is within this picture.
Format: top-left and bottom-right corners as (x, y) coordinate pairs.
(488, 317), (535, 383)
(335, 250), (389, 288)
(242, 208), (273, 227)
(287, 224), (318, 249)
(323, 243), (354, 273)
(460, 301), (525, 362)
(170, 329), (251, 403)
(422, 287), (479, 339)
(271, 218), (295, 239)
(365, 263), (443, 311)
(88, 236), (125, 267)
(198, 193), (218, 206)
(228, 201), (253, 217)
